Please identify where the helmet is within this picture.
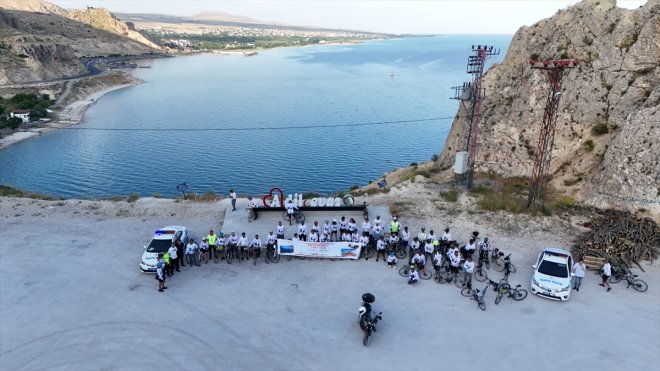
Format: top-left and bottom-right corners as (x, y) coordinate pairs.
(359, 307), (367, 316)
(361, 292), (375, 303)
(219, 232), (224, 237)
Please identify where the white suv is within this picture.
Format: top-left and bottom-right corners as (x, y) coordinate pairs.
(530, 248), (574, 301)
(139, 226), (188, 273)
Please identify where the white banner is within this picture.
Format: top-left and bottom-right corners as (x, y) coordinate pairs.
(277, 239), (362, 259)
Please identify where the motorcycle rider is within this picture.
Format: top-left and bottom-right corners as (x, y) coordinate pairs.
(358, 293), (382, 334)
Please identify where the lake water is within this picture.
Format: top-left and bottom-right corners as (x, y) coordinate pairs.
(0, 35), (510, 198)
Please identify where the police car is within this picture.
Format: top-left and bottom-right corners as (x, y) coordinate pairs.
(139, 226), (188, 273)
(530, 248), (574, 301)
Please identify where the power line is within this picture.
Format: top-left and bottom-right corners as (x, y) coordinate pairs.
(60, 116), (459, 132)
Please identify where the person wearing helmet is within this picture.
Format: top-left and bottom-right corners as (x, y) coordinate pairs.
(412, 249), (426, 269)
(373, 221), (383, 241)
(216, 233), (226, 261)
(227, 232), (238, 261)
(266, 231), (277, 258)
(238, 232), (249, 261)
(424, 237), (434, 264)
(389, 215), (400, 236)
(417, 227), (426, 243)
(387, 250), (397, 268)
(479, 237), (491, 261)
(408, 266), (419, 285)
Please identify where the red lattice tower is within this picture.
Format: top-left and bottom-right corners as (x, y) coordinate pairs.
(527, 59), (579, 207)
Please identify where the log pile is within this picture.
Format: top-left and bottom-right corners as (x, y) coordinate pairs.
(572, 210), (660, 269)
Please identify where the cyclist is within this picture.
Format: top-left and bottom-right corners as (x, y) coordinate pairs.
(375, 235), (387, 262)
(400, 226), (410, 251)
(373, 221), (383, 241)
(185, 238), (199, 267)
(479, 237), (491, 261)
(351, 231), (360, 243)
(387, 251), (397, 268)
(206, 230), (218, 261)
(308, 231), (319, 242)
(311, 221), (320, 236)
(348, 218), (357, 234)
(216, 232), (226, 260)
(409, 237), (420, 261)
(339, 216), (348, 236)
(359, 232), (371, 260)
(463, 256), (475, 289)
(423, 238), (434, 265)
(331, 219), (339, 241)
(285, 198), (297, 225)
(362, 217), (371, 236)
(412, 249), (426, 270)
(433, 249), (444, 273)
(323, 220), (332, 237)
(266, 231), (277, 258)
(447, 242), (459, 261)
(247, 197), (258, 221)
(388, 233), (399, 253)
(341, 230), (351, 242)
(320, 232), (330, 242)
(408, 266), (419, 285)
(199, 237), (210, 264)
(417, 227), (426, 244)
(249, 234), (262, 261)
(449, 249), (461, 279)
(238, 232), (249, 261)
(441, 228), (452, 252)
(276, 221), (285, 240)
(462, 238), (476, 260)
(389, 215), (401, 236)
(227, 232), (238, 259)
(298, 221), (307, 241)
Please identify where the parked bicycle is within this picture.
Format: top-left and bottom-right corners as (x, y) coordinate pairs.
(282, 209), (305, 225)
(399, 263), (432, 280)
(493, 280), (528, 304)
(264, 245), (280, 264)
(492, 251), (517, 275)
(461, 280), (493, 311)
(475, 258), (488, 282)
(609, 268), (648, 292)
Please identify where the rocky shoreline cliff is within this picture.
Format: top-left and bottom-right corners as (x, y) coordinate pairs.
(438, 0), (659, 215)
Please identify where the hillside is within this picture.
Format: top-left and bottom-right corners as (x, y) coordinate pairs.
(437, 0), (659, 215)
(0, 0), (159, 84)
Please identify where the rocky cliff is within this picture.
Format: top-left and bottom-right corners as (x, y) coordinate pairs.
(438, 0), (659, 215)
(0, 0), (159, 84)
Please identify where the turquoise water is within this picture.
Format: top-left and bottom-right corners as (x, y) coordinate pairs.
(0, 36), (510, 198)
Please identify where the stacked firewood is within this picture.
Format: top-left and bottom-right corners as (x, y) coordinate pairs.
(572, 210), (660, 268)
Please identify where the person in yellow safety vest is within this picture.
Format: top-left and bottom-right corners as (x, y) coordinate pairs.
(207, 230), (218, 261)
(163, 250), (173, 277)
(390, 216), (401, 236)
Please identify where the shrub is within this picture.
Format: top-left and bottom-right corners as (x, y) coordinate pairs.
(583, 140), (595, 152)
(349, 185), (360, 191)
(431, 154), (439, 162)
(583, 36), (593, 46)
(440, 188), (460, 202)
(106, 195), (123, 202)
(469, 184), (493, 195)
(552, 195), (575, 208)
(477, 191), (526, 213)
(152, 192), (162, 198)
(591, 123), (609, 136)
(410, 162), (418, 167)
(126, 193), (140, 203)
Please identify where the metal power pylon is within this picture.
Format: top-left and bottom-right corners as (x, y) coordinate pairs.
(527, 59), (579, 207)
(451, 45), (499, 188)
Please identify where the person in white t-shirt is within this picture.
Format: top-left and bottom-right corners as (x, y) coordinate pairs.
(449, 250), (461, 278)
(373, 222), (383, 241)
(308, 231), (319, 242)
(331, 220), (339, 241)
(412, 250), (426, 269)
(341, 231), (351, 242)
(376, 235), (387, 262)
(433, 250), (444, 272)
(168, 243), (179, 273)
(424, 239), (434, 263)
(600, 261), (612, 291)
(408, 267), (419, 285)
(229, 189), (238, 211)
(285, 199), (297, 225)
(463, 256), (475, 288)
(400, 226), (410, 250)
(462, 238), (476, 260)
(573, 256), (587, 291)
(362, 218), (371, 236)
(311, 221), (320, 235)
(409, 237), (420, 261)
(266, 232), (277, 257)
(250, 234), (262, 261)
(348, 218), (357, 233)
(323, 220), (332, 236)
(298, 221), (307, 241)
(351, 231), (360, 243)
(185, 239), (199, 267)
(237, 232), (248, 261)
(388, 234), (399, 250)
(387, 251), (397, 268)
(442, 228), (452, 244)
(359, 233), (371, 260)
(320, 233), (330, 242)
(276, 221), (285, 240)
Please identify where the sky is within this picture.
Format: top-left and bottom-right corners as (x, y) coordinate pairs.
(48, 0), (648, 34)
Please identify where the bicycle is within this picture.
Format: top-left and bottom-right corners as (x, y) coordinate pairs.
(462, 280), (493, 311)
(434, 264), (454, 284)
(494, 281), (528, 304)
(248, 246), (260, 266)
(225, 244), (237, 264)
(264, 245), (280, 264)
(392, 241), (407, 259)
(282, 209), (305, 225)
(399, 264), (432, 280)
(247, 207), (256, 223)
(475, 259), (488, 282)
(493, 252), (517, 274)
(212, 246), (225, 263)
(609, 268), (648, 292)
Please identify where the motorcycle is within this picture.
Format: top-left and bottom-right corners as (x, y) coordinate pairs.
(359, 311), (383, 346)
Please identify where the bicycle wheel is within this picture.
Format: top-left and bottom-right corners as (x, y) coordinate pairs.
(513, 288), (528, 301)
(395, 246), (407, 259)
(461, 288), (474, 297)
(609, 274), (624, 284)
(475, 269), (487, 282)
(366, 247), (375, 259)
(509, 263), (517, 273)
(287, 255), (293, 261)
(282, 211), (290, 221)
(478, 302), (486, 311)
(632, 279), (648, 292)
(295, 212), (305, 224)
(265, 251), (271, 264)
(398, 266), (410, 277)
(226, 250), (233, 264)
(343, 194), (355, 206)
(213, 250), (220, 263)
(484, 260), (490, 270)
(454, 274), (466, 288)
(495, 293), (503, 305)
(493, 260), (504, 272)
(363, 332), (369, 346)
(420, 269), (432, 280)
(272, 253), (281, 263)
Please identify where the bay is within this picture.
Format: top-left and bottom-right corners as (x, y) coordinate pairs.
(0, 35), (511, 198)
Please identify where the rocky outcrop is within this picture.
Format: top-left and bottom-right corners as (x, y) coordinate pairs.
(0, 0), (160, 84)
(438, 0), (659, 215)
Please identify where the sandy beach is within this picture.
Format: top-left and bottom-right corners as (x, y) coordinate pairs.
(1, 182), (658, 370)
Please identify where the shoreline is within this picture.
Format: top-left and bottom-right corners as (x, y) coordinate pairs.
(0, 77), (142, 150)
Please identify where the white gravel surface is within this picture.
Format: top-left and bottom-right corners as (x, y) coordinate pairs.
(1, 196), (658, 371)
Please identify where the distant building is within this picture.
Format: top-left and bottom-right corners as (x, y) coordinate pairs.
(10, 109), (30, 123)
